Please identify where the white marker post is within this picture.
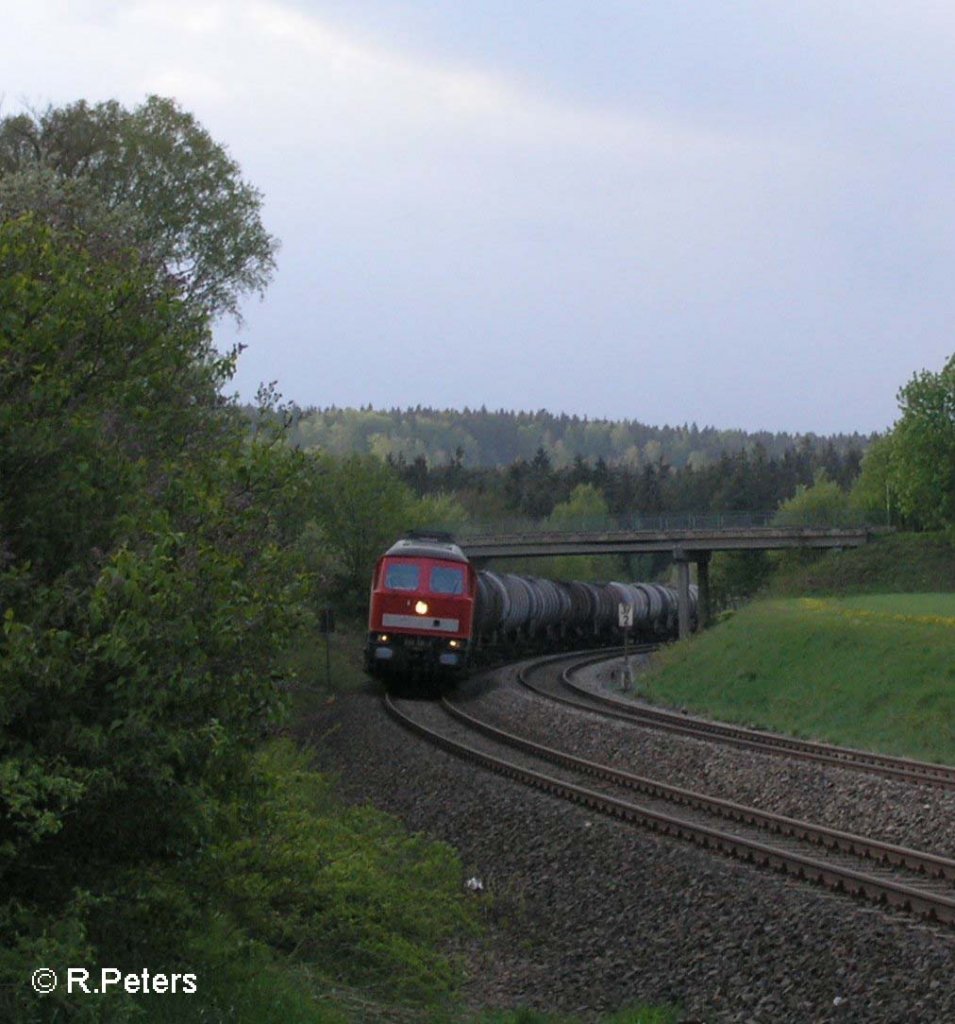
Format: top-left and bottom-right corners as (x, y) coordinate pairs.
(618, 602), (634, 690)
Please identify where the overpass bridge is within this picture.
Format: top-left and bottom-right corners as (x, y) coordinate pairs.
(456, 521), (887, 640)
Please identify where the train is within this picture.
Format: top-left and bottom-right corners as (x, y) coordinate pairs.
(365, 533), (698, 691)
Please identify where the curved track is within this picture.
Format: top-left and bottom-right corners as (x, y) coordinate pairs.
(385, 653), (955, 928)
(519, 649), (955, 790)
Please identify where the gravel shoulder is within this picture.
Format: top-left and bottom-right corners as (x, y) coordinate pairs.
(298, 663), (955, 1024)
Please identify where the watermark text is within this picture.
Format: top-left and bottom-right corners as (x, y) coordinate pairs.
(32, 967), (197, 996)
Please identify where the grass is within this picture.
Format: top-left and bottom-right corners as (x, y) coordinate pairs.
(835, 592), (955, 617)
(645, 595), (955, 762)
(138, 937), (354, 1024)
(282, 619), (374, 725)
(771, 530), (955, 596)
(38, 737), (480, 1024)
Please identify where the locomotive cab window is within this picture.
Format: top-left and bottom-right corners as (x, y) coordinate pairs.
(384, 563), (420, 590)
(430, 566), (465, 594)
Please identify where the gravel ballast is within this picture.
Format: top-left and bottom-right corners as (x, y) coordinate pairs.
(300, 661), (955, 1023)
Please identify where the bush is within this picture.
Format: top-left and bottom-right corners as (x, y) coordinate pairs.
(203, 741), (476, 1004)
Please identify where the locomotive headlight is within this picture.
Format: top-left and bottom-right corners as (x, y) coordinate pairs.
(414, 600), (429, 615)
(379, 634), (389, 643)
(448, 639), (459, 648)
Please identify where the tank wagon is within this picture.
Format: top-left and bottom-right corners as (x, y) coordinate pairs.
(365, 534), (697, 690)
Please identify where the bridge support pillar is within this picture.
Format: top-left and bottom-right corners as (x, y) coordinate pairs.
(673, 550), (691, 641)
(697, 552), (711, 628)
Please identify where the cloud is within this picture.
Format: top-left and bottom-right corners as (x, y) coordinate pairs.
(5, 0), (830, 243)
(73, 0), (805, 170)
(146, 69), (230, 105)
(9, 0), (947, 432)
(117, 1), (832, 271)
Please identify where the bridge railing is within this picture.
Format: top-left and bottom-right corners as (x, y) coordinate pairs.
(450, 510), (885, 539)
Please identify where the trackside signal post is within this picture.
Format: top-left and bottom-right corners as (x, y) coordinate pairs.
(618, 603), (634, 690)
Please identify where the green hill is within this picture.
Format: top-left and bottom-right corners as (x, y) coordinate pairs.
(644, 533), (955, 762)
(646, 594), (955, 762)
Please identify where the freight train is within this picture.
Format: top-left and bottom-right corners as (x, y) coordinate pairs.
(365, 533), (698, 691)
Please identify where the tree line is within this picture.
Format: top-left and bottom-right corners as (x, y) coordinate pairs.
(278, 403), (871, 471)
(385, 439), (864, 525)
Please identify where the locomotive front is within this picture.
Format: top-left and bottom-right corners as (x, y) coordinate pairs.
(365, 537), (477, 683)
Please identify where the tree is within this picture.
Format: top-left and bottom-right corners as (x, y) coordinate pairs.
(409, 491), (470, 535)
(505, 484), (620, 579)
(309, 454), (415, 603)
(0, 96), (278, 319)
(850, 433), (897, 525)
(770, 470), (853, 575)
(0, 214), (312, 1001)
(547, 482), (608, 530)
(889, 355), (955, 530)
(0, 212), (232, 578)
(708, 550), (773, 608)
(542, 484), (615, 579)
(773, 470), (851, 528)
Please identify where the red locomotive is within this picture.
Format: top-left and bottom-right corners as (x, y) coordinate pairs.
(366, 532), (698, 692)
(365, 534), (478, 682)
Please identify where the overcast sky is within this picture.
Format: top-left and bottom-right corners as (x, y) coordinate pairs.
(5, 1), (955, 434)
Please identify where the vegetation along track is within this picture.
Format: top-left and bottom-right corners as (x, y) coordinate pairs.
(384, 654), (955, 928)
(522, 649), (955, 790)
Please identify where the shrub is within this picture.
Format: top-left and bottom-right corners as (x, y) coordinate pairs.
(203, 741), (476, 1003)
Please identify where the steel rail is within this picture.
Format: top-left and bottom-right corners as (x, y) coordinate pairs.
(516, 650), (955, 790)
(384, 688), (955, 927)
(440, 692), (955, 881)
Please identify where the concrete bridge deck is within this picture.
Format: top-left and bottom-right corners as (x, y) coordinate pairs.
(458, 525), (881, 560)
(457, 524), (888, 639)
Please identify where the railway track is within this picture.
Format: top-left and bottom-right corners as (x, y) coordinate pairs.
(519, 648), (955, 791)
(384, 655), (955, 928)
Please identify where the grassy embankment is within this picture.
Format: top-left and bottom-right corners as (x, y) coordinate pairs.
(644, 533), (955, 762)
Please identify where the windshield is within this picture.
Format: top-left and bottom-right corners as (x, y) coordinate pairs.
(384, 563), (420, 590)
(430, 566), (465, 594)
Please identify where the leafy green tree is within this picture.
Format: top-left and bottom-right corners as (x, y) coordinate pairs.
(773, 470), (851, 528)
(0, 212), (229, 579)
(409, 491), (471, 535)
(544, 484), (620, 580)
(309, 453), (415, 603)
(770, 470), (853, 576)
(850, 433), (897, 525)
(548, 482), (610, 531)
(506, 484), (621, 579)
(889, 355), (955, 530)
(305, 457), (472, 606)
(0, 214), (312, 1009)
(0, 96), (277, 319)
